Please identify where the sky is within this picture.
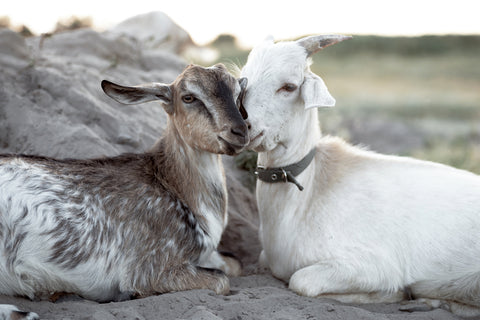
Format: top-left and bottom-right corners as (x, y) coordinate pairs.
(3, 0), (480, 47)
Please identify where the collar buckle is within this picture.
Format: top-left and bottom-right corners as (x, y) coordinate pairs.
(269, 168), (287, 182)
(255, 148), (316, 191)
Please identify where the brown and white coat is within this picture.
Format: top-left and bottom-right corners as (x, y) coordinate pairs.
(0, 64), (248, 306)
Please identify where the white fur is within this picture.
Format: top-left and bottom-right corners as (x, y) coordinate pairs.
(241, 36), (480, 316)
(0, 153), (233, 302)
(0, 304), (39, 320)
(0, 159), (134, 301)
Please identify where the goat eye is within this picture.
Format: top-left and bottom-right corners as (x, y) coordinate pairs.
(182, 95), (196, 103)
(278, 83), (298, 93)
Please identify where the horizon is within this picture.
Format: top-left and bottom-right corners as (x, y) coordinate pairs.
(3, 0), (480, 47)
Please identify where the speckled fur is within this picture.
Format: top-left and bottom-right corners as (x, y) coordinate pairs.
(0, 64), (247, 303)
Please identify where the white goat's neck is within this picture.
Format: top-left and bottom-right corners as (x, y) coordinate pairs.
(258, 107), (321, 168)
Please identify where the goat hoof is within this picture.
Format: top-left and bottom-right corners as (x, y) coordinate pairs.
(198, 267), (230, 295)
(219, 252), (242, 277)
(215, 275), (230, 295)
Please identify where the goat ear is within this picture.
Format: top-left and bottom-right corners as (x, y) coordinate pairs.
(101, 80), (174, 113)
(297, 35), (352, 57)
(301, 73), (335, 109)
(237, 77), (248, 120)
(238, 77), (248, 92)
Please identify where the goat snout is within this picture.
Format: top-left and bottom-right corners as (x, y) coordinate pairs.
(218, 122), (249, 155)
(230, 123), (248, 140)
(224, 123), (249, 145)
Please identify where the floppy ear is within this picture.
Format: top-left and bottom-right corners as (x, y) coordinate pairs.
(101, 80), (174, 114)
(301, 73), (335, 109)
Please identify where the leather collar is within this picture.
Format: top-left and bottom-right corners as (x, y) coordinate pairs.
(255, 148), (316, 191)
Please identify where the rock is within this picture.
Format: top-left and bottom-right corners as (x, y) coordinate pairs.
(108, 11), (194, 53)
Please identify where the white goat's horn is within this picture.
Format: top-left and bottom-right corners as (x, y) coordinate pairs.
(297, 35), (352, 56)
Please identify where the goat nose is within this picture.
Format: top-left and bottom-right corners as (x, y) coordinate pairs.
(231, 124), (248, 138)
(245, 120), (252, 130)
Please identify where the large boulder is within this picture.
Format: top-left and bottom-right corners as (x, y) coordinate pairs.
(108, 11), (194, 53)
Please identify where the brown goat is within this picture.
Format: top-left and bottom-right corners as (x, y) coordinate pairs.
(0, 64), (248, 307)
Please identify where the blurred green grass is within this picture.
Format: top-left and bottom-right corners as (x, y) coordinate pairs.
(198, 35), (480, 175)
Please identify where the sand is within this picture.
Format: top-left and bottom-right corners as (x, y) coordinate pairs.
(0, 13), (467, 319)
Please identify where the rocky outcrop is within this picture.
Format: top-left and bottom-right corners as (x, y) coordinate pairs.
(109, 11), (194, 53)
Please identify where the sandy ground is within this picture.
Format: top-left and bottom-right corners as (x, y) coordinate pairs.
(0, 14), (472, 319)
(0, 274), (465, 320)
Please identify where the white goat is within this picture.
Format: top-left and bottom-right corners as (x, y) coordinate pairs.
(240, 35), (480, 316)
(0, 64), (248, 314)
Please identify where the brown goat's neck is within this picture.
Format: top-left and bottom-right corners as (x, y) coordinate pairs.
(150, 122), (227, 224)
